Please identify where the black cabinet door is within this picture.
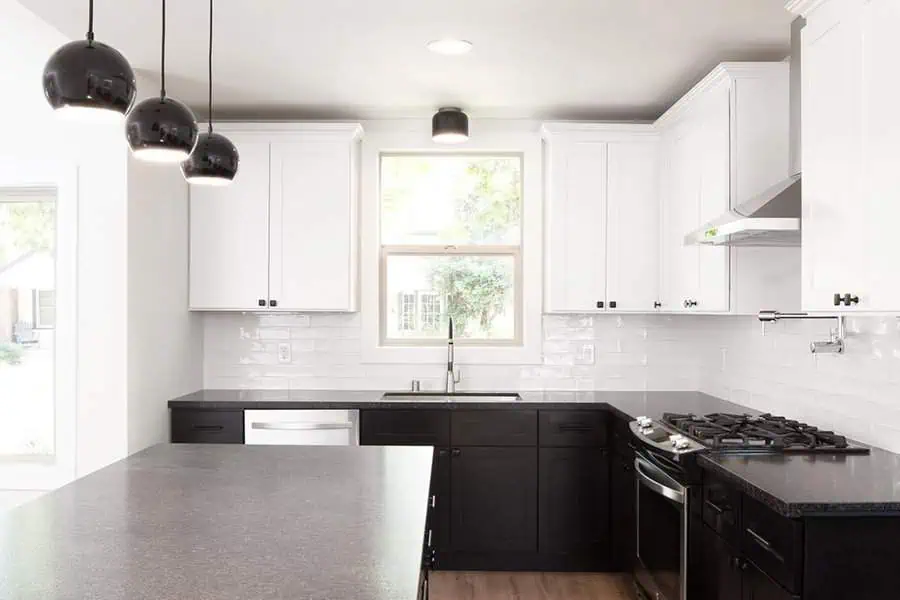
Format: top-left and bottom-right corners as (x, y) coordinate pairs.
(431, 447), (452, 556)
(699, 525), (742, 600)
(742, 559), (799, 600)
(450, 447), (538, 554)
(610, 453), (636, 571)
(539, 447), (610, 567)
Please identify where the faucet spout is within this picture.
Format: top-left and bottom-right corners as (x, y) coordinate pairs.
(445, 317), (461, 392)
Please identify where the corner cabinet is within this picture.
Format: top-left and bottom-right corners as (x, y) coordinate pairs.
(657, 63), (798, 314)
(189, 123), (362, 312)
(793, 0), (900, 313)
(542, 124), (661, 313)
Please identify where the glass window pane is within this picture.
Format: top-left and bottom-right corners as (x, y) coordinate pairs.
(0, 197), (56, 457)
(384, 254), (516, 342)
(381, 155), (522, 245)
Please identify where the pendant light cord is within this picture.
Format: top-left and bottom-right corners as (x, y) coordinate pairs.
(208, 0), (214, 133)
(160, 0), (167, 98)
(86, 0), (94, 43)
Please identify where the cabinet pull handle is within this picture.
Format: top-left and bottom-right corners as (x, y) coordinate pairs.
(269, 299), (278, 308)
(258, 299), (266, 307)
(596, 301), (605, 309)
(558, 423), (593, 432)
(437, 448), (449, 457)
(609, 301), (617, 309)
(191, 424), (224, 432)
(833, 293), (842, 307)
(430, 495), (436, 508)
(653, 301), (662, 309)
(451, 448), (461, 457)
(747, 527), (785, 563)
(705, 499), (726, 514)
(683, 299), (698, 308)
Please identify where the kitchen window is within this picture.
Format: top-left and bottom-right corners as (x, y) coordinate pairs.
(379, 154), (523, 346)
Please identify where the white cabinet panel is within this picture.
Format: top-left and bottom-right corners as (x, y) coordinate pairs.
(860, 0), (900, 311)
(606, 141), (660, 311)
(544, 140), (608, 312)
(269, 141), (357, 311)
(801, 0), (866, 310)
(189, 136), (270, 310)
(662, 123), (701, 311)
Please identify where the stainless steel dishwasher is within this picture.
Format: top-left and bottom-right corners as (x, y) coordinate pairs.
(244, 410), (360, 445)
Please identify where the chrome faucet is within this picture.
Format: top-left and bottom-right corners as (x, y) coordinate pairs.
(445, 317), (462, 393)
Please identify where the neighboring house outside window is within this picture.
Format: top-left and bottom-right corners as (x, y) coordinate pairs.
(33, 289), (55, 329)
(380, 154), (523, 346)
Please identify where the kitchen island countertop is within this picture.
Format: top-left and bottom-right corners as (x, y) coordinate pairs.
(0, 444), (433, 600)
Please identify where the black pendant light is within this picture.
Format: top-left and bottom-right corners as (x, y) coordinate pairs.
(126, 0), (198, 163)
(432, 107), (469, 144)
(42, 0), (136, 122)
(182, 0), (239, 186)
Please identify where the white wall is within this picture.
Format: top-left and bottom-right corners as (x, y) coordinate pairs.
(126, 156), (202, 454)
(697, 315), (900, 453)
(203, 313), (701, 392)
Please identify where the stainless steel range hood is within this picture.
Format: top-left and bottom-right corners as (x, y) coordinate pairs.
(685, 17), (804, 248)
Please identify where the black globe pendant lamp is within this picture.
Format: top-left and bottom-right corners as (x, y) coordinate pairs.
(42, 0), (136, 122)
(182, 0), (239, 186)
(432, 107), (469, 144)
(126, 0), (198, 163)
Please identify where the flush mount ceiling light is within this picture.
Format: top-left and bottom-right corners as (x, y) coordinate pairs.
(125, 0), (198, 163)
(42, 0), (136, 122)
(426, 39), (473, 56)
(432, 107), (469, 144)
(181, 0), (239, 186)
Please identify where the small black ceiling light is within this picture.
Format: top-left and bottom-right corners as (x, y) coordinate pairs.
(126, 0), (198, 163)
(432, 107), (469, 144)
(182, 0), (239, 186)
(42, 0), (136, 122)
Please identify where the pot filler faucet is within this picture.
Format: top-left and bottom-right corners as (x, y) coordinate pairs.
(758, 310), (845, 354)
(445, 317), (462, 393)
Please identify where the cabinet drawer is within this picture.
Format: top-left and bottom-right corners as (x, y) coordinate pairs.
(742, 495), (803, 593)
(702, 472), (742, 546)
(171, 409), (244, 443)
(359, 410), (449, 446)
(539, 411), (607, 447)
(451, 410), (537, 446)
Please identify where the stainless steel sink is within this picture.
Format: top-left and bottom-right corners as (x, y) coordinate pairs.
(381, 391), (521, 402)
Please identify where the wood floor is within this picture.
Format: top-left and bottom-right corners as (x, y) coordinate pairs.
(429, 572), (635, 600)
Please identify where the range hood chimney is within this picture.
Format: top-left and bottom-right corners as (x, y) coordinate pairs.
(685, 17), (805, 247)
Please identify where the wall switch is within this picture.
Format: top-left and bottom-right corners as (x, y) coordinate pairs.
(277, 342), (292, 364)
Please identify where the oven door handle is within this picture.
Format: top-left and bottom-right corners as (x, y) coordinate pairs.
(635, 457), (685, 504)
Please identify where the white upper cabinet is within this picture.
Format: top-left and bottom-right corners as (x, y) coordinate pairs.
(542, 124), (660, 313)
(189, 124), (362, 312)
(657, 63), (794, 314)
(793, 0), (900, 312)
(189, 134), (271, 311)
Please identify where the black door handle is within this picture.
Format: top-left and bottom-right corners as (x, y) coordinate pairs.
(258, 299), (266, 307)
(269, 299), (278, 307)
(609, 301), (617, 309)
(191, 424), (224, 432)
(653, 301), (662, 309)
(596, 301), (605, 309)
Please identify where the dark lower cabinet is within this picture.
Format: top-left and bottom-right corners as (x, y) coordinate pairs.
(431, 447), (452, 555)
(539, 447), (610, 568)
(700, 524), (742, 600)
(742, 559), (799, 600)
(450, 446), (538, 554)
(610, 452), (635, 571)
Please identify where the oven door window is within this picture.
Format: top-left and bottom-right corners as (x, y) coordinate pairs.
(636, 459), (685, 600)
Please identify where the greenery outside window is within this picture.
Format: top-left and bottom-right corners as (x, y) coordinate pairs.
(379, 154), (523, 346)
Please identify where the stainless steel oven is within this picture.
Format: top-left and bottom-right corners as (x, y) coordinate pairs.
(634, 450), (689, 600)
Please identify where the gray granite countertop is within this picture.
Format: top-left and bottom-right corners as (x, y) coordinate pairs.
(0, 444), (433, 600)
(168, 389), (900, 517)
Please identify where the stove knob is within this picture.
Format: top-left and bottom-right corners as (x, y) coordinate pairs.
(636, 416), (652, 428)
(675, 438), (692, 450)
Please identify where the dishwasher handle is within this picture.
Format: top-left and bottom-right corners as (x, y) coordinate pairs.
(250, 422), (354, 431)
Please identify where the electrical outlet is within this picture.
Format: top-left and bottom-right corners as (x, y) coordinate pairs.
(277, 343), (292, 364)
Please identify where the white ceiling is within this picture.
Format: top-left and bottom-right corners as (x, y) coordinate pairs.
(20, 0), (794, 120)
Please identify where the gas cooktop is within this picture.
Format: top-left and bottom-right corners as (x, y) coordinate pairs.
(661, 412), (870, 455)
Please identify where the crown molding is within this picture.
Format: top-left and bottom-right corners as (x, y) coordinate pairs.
(785, 0), (830, 16)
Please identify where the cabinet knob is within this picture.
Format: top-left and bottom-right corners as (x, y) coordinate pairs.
(609, 301), (617, 309)
(269, 299), (278, 308)
(596, 301), (605, 309)
(258, 299), (266, 307)
(653, 301), (662, 309)
(451, 448), (461, 457)
(437, 448), (449, 457)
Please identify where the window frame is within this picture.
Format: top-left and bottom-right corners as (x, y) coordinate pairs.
(359, 121), (543, 366)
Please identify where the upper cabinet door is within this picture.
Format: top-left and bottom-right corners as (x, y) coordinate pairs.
(544, 139), (609, 312)
(801, 0), (866, 311)
(189, 135), (271, 310)
(269, 137), (359, 311)
(606, 140), (660, 311)
(663, 122), (702, 311)
(860, 0), (900, 311)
